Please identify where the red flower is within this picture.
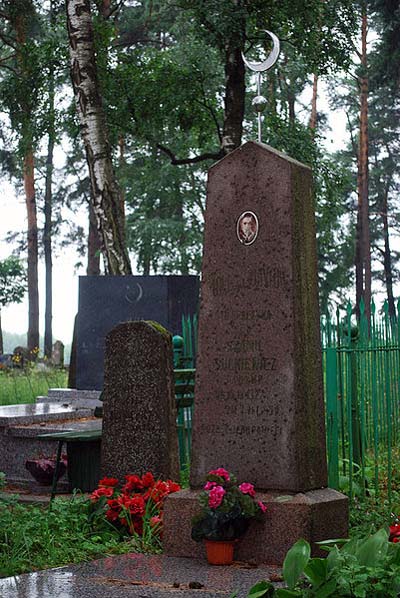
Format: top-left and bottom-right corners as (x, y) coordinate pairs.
(123, 475), (143, 492)
(150, 515), (162, 528)
(106, 507), (120, 522)
(127, 495), (146, 516)
(166, 480), (181, 493)
(99, 477), (119, 487)
(208, 468), (230, 481)
(389, 524), (400, 542)
(141, 472), (155, 488)
(239, 482), (256, 497)
(90, 486), (114, 502)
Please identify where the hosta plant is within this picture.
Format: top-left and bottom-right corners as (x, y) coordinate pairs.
(244, 528), (400, 597)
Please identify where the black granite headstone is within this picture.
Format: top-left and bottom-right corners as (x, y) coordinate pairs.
(76, 275), (199, 390)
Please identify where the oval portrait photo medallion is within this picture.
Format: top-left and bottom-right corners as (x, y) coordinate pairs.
(236, 211), (259, 246)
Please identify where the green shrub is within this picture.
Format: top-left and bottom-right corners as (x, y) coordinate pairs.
(244, 529), (400, 597)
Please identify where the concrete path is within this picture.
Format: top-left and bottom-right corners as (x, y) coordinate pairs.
(0, 553), (282, 598)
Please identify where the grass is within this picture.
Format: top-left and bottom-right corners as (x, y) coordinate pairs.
(0, 368), (68, 406)
(0, 492), (158, 579)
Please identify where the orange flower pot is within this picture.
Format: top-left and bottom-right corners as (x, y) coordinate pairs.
(205, 540), (236, 565)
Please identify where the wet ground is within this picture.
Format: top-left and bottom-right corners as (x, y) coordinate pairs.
(0, 553), (283, 598)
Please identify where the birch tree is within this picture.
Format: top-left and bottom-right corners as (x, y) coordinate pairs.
(66, 0), (132, 275)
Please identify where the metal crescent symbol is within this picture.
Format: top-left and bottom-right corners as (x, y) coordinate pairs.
(135, 282), (143, 302)
(124, 283), (143, 304)
(241, 30), (280, 73)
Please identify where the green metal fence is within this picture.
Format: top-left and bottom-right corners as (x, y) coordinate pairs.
(175, 305), (400, 502)
(322, 299), (400, 502)
(173, 315), (197, 467)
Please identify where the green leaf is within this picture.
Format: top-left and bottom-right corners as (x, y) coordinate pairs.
(247, 580), (274, 597)
(355, 528), (389, 567)
(275, 590), (301, 597)
(314, 579), (338, 598)
(304, 558), (327, 587)
(282, 539), (311, 590)
(326, 545), (342, 572)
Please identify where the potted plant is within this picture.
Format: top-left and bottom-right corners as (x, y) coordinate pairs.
(191, 468), (267, 565)
(25, 454), (67, 486)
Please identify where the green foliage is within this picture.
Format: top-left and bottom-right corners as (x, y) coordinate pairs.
(0, 367), (68, 405)
(0, 494), (136, 578)
(245, 529), (400, 597)
(283, 539), (311, 590)
(0, 257), (26, 309)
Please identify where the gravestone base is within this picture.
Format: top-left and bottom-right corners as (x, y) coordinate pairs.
(163, 487), (348, 565)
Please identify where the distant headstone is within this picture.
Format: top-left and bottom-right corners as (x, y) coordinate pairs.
(51, 340), (64, 367)
(101, 321), (179, 481)
(13, 346), (31, 367)
(164, 141), (348, 564)
(76, 275), (199, 390)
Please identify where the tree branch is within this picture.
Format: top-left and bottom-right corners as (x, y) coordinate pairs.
(0, 31), (17, 50)
(156, 143), (223, 165)
(0, 52), (16, 64)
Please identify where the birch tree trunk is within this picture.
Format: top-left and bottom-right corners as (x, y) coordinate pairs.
(87, 200), (101, 275)
(66, 0), (132, 275)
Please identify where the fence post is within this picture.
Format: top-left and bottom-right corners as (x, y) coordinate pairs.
(326, 346), (339, 489)
(350, 327), (362, 469)
(173, 335), (184, 368)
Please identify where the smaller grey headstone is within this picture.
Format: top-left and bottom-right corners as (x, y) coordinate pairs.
(51, 340), (64, 367)
(101, 321), (179, 481)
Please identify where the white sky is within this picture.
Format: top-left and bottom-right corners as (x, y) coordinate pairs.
(0, 180), (85, 346)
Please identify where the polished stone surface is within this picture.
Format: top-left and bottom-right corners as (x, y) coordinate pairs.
(76, 275), (199, 390)
(0, 417), (102, 485)
(0, 554), (281, 598)
(0, 403), (90, 425)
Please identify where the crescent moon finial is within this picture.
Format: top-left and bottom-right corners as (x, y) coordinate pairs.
(241, 30), (280, 73)
(242, 31), (280, 143)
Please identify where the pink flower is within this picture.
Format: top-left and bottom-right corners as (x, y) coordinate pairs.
(208, 485), (226, 508)
(204, 481), (217, 491)
(239, 482), (256, 497)
(208, 468), (230, 481)
(258, 501), (267, 513)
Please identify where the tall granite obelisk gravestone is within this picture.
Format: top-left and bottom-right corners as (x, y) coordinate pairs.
(101, 321), (179, 482)
(164, 141), (348, 564)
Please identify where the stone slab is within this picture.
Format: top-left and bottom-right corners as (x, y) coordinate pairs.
(76, 275), (199, 390)
(190, 141), (327, 492)
(0, 553), (282, 598)
(0, 418), (102, 484)
(163, 487), (348, 565)
(101, 321), (179, 481)
(0, 403), (91, 426)
(47, 388), (102, 400)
